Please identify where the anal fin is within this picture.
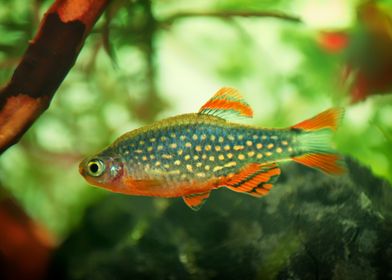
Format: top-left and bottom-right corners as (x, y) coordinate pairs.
(183, 191), (211, 211)
(223, 163), (281, 198)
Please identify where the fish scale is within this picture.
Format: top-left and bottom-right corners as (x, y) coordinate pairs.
(113, 119), (293, 183)
(80, 87), (345, 210)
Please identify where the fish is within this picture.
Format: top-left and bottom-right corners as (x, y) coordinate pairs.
(79, 87), (345, 210)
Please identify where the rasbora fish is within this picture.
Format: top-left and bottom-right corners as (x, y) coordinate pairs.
(79, 87), (345, 210)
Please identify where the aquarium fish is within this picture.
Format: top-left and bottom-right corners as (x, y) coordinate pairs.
(79, 87), (345, 210)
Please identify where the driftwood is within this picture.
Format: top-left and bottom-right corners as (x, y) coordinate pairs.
(0, 0), (110, 154)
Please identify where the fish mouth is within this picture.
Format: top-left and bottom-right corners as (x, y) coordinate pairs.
(78, 159), (87, 176)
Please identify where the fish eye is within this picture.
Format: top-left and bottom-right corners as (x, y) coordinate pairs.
(87, 159), (105, 177)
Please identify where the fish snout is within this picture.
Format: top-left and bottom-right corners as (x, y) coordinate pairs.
(78, 163), (83, 175)
(78, 159), (88, 177)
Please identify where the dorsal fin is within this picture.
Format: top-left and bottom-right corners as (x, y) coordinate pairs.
(198, 87), (253, 120)
(222, 163), (281, 197)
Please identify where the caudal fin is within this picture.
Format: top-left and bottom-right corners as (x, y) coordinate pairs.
(292, 153), (345, 174)
(291, 108), (346, 175)
(292, 107), (344, 131)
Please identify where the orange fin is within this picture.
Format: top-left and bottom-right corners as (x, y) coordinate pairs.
(121, 177), (165, 196)
(223, 163), (281, 197)
(198, 87), (253, 119)
(292, 108), (344, 131)
(124, 179), (161, 188)
(292, 153), (346, 175)
(183, 191), (211, 211)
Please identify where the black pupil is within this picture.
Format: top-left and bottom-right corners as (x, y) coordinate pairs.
(89, 163), (99, 173)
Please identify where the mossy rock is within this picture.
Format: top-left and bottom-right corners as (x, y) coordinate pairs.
(47, 158), (392, 280)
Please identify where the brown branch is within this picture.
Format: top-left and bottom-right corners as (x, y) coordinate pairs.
(0, 0), (111, 154)
(0, 188), (54, 280)
(161, 10), (302, 26)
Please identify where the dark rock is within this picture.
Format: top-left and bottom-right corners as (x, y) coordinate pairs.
(47, 158), (392, 280)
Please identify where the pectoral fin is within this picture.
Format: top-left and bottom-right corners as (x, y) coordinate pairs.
(183, 191), (211, 211)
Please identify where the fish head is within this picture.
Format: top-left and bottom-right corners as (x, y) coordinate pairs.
(79, 155), (124, 191)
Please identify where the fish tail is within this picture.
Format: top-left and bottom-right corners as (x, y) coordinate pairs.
(291, 108), (346, 175)
(291, 107), (344, 132)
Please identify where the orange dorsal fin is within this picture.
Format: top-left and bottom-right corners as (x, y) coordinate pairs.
(183, 191), (211, 211)
(292, 108), (344, 131)
(292, 153), (346, 175)
(198, 87), (253, 120)
(223, 163), (281, 197)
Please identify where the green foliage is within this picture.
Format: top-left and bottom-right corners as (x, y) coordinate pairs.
(0, 0), (391, 242)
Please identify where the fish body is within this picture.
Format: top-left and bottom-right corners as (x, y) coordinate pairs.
(80, 88), (345, 210)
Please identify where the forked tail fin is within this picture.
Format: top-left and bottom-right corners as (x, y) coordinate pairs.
(292, 107), (344, 131)
(291, 108), (346, 175)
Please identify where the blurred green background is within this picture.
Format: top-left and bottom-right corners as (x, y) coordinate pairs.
(0, 0), (391, 242)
